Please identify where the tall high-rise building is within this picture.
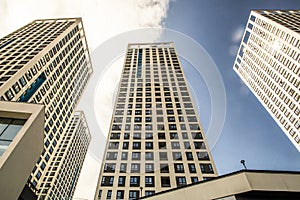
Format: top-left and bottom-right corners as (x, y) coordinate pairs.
(0, 18), (92, 199)
(95, 43), (217, 200)
(233, 10), (300, 151)
(43, 111), (91, 199)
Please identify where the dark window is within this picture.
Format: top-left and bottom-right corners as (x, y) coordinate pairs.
(159, 142), (166, 149)
(145, 142), (153, 149)
(121, 152), (128, 160)
(133, 142), (141, 149)
(120, 163), (127, 173)
(171, 142), (180, 149)
(145, 132), (153, 139)
(145, 163), (154, 173)
(172, 152), (182, 160)
(118, 176), (126, 186)
(130, 176), (140, 187)
(186, 152), (194, 160)
(176, 176), (186, 187)
(174, 163), (185, 173)
(188, 164), (197, 173)
(191, 177), (199, 183)
(145, 152), (154, 160)
(159, 152), (168, 160)
(170, 132), (178, 139)
(161, 177), (171, 187)
(184, 142), (191, 149)
(116, 190), (124, 199)
(124, 132), (130, 140)
(197, 152), (210, 160)
(101, 176), (114, 186)
(145, 176), (155, 187)
(123, 142), (129, 149)
(104, 163), (116, 173)
(158, 133), (165, 139)
(200, 164), (214, 174)
(106, 190), (112, 199)
(131, 163), (140, 173)
(129, 190), (139, 199)
(194, 142), (206, 149)
(160, 164), (169, 173)
(132, 152), (141, 160)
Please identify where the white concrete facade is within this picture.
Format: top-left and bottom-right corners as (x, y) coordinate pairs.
(95, 43), (217, 200)
(234, 10), (300, 151)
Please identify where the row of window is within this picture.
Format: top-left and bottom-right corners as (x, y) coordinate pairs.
(105, 151), (209, 162)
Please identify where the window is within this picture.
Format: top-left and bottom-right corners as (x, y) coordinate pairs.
(145, 176), (155, 187)
(158, 133), (165, 139)
(108, 142), (119, 149)
(129, 190), (139, 199)
(101, 176), (114, 186)
(159, 142), (166, 149)
(192, 132), (202, 139)
(174, 163), (185, 173)
(172, 152), (182, 160)
(191, 177), (199, 183)
(160, 164), (169, 173)
(145, 191), (155, 197)
(197, 152), (210, 160)
(106, 190), (112, 199)
(171, 142), (180, 149)
(120, 163), (127, 173)
(116, 190), (124, 199)
(132, 152), (141, 160)
(145, 163), (154, 173)
(186, 152), (194, 160)
(106, 152), (118, 160)
(121, 152), (128, 160)
(169, 124), (177, 130)
(131, 163), (140, 173)
(183, 141), (191, 149)
(133, 132), (141, 139)
(133, 142), (141, 149)
(0, 118), (26, 156)
(104, 163), (116, 173)
(200, 164), (214, 174)
(159, 152), (168, 160)
(170, 132), (178, 139)
(123, 142), (129, 149)
(124, 132), (130, 139)
(194, 142), (205, 149)
(188, 164), (197, 173)
(118, 176), (126, 186)
(176, 176), (186, 187)
(130, 176), (140, 187)
(145, 132), (153, 139)
(161, 176), (171, 187)
(145, 152), (154, 160)
(145, 142), (153, 149)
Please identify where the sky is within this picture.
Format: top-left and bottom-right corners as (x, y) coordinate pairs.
(1, 0), (300, 199)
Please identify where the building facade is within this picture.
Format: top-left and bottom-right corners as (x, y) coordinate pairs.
(95, 43), (217, 200)
(0, 101), (44, 200)
(0, 18), (92, 199)
(43, 111), (91, 199)
(234, 10), (300, 151)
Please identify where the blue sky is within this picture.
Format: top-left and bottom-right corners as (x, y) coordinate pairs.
(164, 0), (300, 175)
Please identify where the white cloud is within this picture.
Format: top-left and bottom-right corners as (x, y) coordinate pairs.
(0, 0), (171, 50)
(231, 25), (245, 43)
(0, 1), (171, 200)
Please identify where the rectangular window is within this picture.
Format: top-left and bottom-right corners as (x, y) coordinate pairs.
(130, 176), (140, 187)
(161, 176), (171, 187)
(145, 176), (155, 187)
(176, 176), (186, 187)
(118, 176), (126, 186)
